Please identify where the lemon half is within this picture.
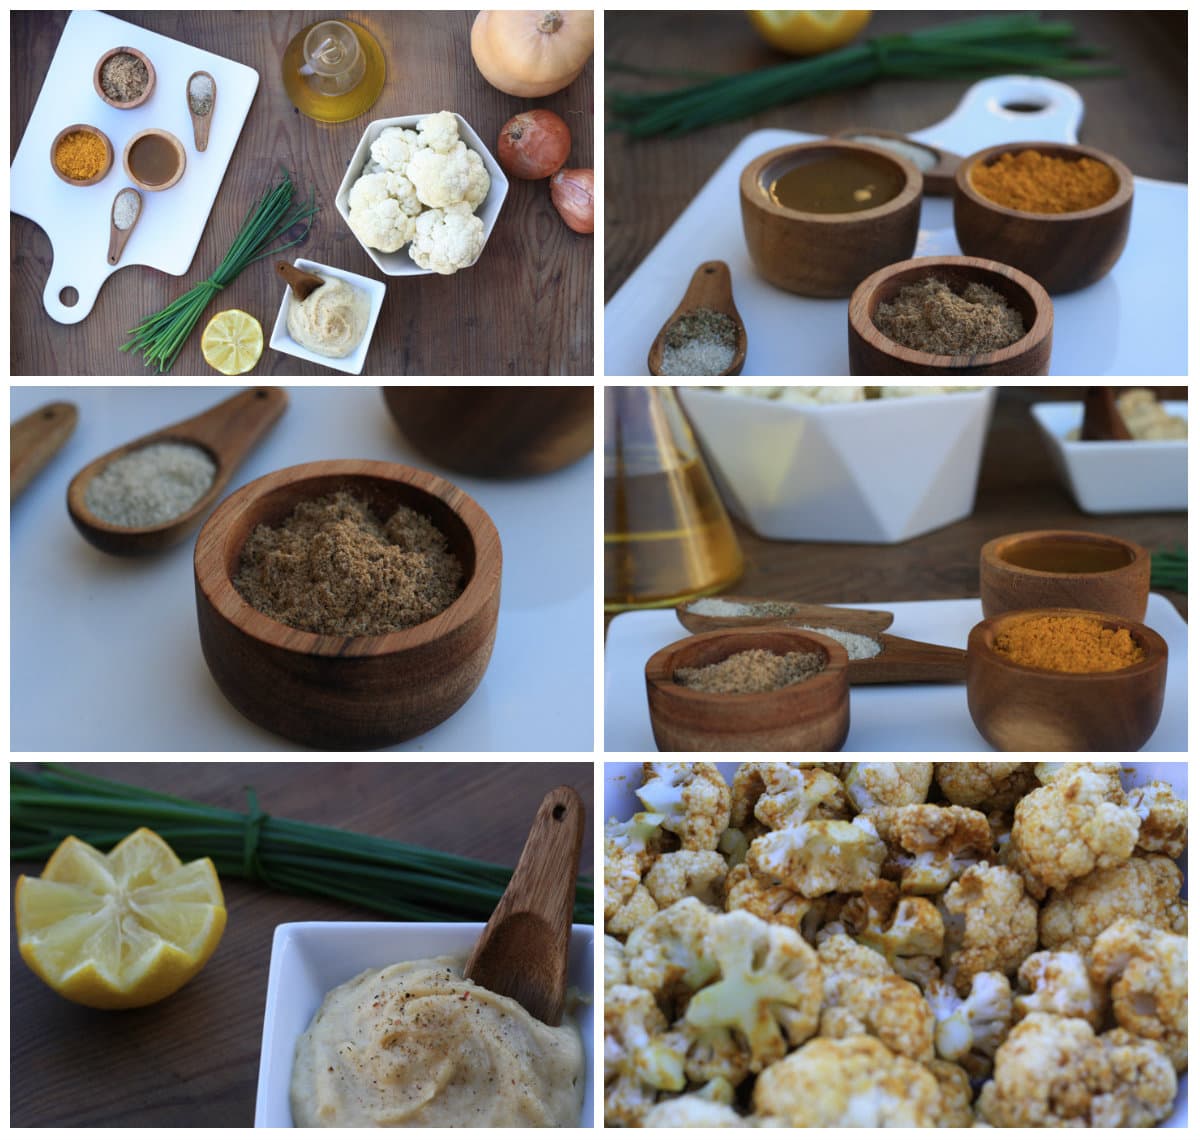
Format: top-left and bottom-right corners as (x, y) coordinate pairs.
(201, 308), (263, 375)
(14, 828), (226, 1010)
(748, 11), (872, 56)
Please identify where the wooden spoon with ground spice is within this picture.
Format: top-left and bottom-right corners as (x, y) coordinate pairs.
(648, 261), (747, 377)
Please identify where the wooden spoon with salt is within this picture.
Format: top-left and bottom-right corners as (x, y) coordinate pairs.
(187, 70), (217, 152)
(107, 187), (142, 266)
(464, 786), (584, 1027)
(277, 261), (325, 302)
(648, 260), (747, 377)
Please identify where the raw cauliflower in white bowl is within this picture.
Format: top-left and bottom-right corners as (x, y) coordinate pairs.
(336, 110), (508, 276)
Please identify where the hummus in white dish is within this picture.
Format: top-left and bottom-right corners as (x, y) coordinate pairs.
(290, 956), (585, 1127)
(286, 276), (370, 359)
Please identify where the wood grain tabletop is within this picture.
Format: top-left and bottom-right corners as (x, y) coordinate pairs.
(606, 11), (1187, 299)
(11, 11), (593, 376)
(9, 761), (594, 1128)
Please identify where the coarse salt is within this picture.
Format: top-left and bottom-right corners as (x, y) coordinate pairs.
(85, 441), (216, 528)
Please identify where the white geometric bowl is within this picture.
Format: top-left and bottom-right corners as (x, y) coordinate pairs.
(679, 387), (996, 543)
(335, 112), (509, 277)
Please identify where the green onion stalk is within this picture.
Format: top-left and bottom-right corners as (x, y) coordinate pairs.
(608, 14), (1119, 138)
(1150, 547), (1186, 594)
(11, 764), (593, 925)
(121, 171), (319, 372)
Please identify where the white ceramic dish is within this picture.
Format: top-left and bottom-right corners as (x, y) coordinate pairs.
(255, 921), (594, 1127)
(604, 595), (1188, 751)
(334, 112), (509, 277)
(268, 258), (386, 375)
(680, 386), (995, 543)
(1031, 400), (1187, 514)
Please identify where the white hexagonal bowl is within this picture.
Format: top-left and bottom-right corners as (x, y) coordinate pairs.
(335, 112), (509, 277)
(679, 386), (996, 544)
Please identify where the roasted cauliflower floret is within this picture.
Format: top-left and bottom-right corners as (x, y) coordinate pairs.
(869, 804), (993, 894)
(1010, 766), (1139, 898)
(605, 933), (628, 989)
(934, 762), (1039, 812)
(926, 1058), (975, 1127)
(604, 838), (641, 925)
(607, 883), (659, 939)
(748, 818), (885, 898)
(753, 1035), (943, 1127)
(1127, 780), (1187, 858)
(605, 984), (685, 1125)
(836, 879), (944, 985)
(605, 811), (668, 874)
(644, 850), (728, 909)
(843, 762), (932, 812)
(731, 762), (848, 832)
(941, 864), (1037, 994)
(1090, 918), (1187, 1071)
(926, 972), (1013, 1077)
(1014, 950), (1106, 1029)
(625, 898), (717, 1012)
(1039, 854), (1187, 952)
(641, 1078), (744, 1127)
(1034, 761), (1124, 795)
(724, 862), (814, 932)
(637, 762), (732, 852)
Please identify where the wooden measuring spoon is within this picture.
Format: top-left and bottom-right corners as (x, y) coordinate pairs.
(464, 786), (584, 1027)
(107, 187), (142, 266)
(1080, 386), (1132, 441)
(834, 127), (964, 195)
(11, 401), (78, 502)
(846, 634), (966, 685)
(277, 261), (325, 302)
(677, 597), (895, 638)
(187, 70), (216, 152)
(648, 260), (747, 377)
(66, 388), (288, 556)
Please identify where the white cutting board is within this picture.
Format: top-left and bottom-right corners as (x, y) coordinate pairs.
(10, 10), (259, 324)
(605, 76), (1187, 376)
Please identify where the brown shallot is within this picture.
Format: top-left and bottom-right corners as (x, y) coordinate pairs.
(497, 109), (571, 180)
(550, 167), (593, 234)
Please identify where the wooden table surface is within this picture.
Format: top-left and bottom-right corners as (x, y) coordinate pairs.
(11, 11), (593, 376)
(10, 761), (594, 1128)
(605, 10), (1188, 298)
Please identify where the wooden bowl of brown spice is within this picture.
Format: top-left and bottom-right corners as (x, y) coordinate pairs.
(848, 255), (1053, 375)
(194, 460), (502, 750)
(94, 46), (156, 109)
(645, 628), (850, 752)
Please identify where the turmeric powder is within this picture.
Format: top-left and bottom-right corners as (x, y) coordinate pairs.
(993, 613), (1144, 673)
(970, 150), (1117, 214)
(54, 130), (107, 181)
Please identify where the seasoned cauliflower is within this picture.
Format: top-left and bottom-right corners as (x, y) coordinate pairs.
(836, 879), (944, 985)
(869, 804), (992, 894)
(723, 862), (814, 932)
(926, 1058), (975, 1127)
(369, 126), (420, 172)
(1127, 779), (1187, 858)
(1014, 950), (1106, 1029)
(641, 1081), (744, 1127)
(415, 108), (460, 154)
(625, 898), (717, 1012)
(605, 811), (667, 876)
(605, 984), (684, 1125)
(941, 864), (1037, 994)
(409, 203), (485, 275)
(748, 818), (885, 898)
(607, 882), (659, 939)
(843, 762), (932, 812)
(730, 762), (848, 832)
(934, 762), (1038, 811)
(1090, 918), (1187, 1071)
(644, 850), (727, 909)
(605, 933), (628, 989)
(637, 763), (731, 852)
(346, 172), (418, 252)
(926, 972), (1013, 1076)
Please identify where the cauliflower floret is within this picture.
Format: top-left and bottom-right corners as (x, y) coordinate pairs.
(1127, 779), (1187, 858)
(926, 972), (1013, 1077)
(869, 803), (992, 894)
(941, 864), (1037, 994)
(723, 862), (814, 932)
(730, 762), (848, 833)
(926, 1058), (975, 1126)
(605, 811), (668, 875)
(836, 879), (944, 985)
(1034, 760), (1124, 796)
(753, 1036), (942, 1127)
(460, 146), (490, 210)
(1010, 764), (1139, 898)
(934, 762), (1038, 811)
(818, 934), (934, 1061)
(605, 984), (684, 1125)
(748, 818), (885, 898)
(683, 909), (822, 1073)
(607, 882), (658, 939)
(346, 172), (418, 252)
(641, 1081), (744, 1128)
(383, 171), (423, 217)
(644, 850), (727, 909)
(1039, 854), (1187, 952)
(625, 898), (718, 1012)
(1090, 918), (1187, 1071)
(976, 1012), (1176, 1127)
(605, 934), (628, 990)
(415, 109), (460, 154)
(717, 826), (750, 867)
(661, 1018), (754, 1087)
(409, 203), (485, 275)
(369, 125), (420, 172)
(1014, 950), (1106, 1028)
(843, 762), (932, 812)
(637, 763), (731, 852)
(407, 143), (478, 209)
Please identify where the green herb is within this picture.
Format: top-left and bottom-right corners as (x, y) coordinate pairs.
(1151, 547), (1187, 594)
(11, 764), (593, 925)
(122, 171), (318, 372)
(609, 14), (1119, 138)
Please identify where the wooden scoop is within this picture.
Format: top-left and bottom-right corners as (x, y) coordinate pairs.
(464, 786), (584, 1027)
(1080, 386), (1132, 441)
(834, 127), (964, 195)
(11, 401), (78, 502)
(107, 187), (142, 266)
(187, 70), (216, 152)
(648, 260), (747, 377)
(276, 261), (325, 302)
(66, 388), (288, 556)
(677, 596), (895, 638)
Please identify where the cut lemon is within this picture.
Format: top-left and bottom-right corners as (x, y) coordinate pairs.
(14, 827), (226, 1010)
(201, 308), (263, 375)
(748, 11), (872, 56)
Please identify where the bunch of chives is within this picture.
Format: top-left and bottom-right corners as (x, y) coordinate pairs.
(1150, 547), (1186, 594)
(12, 765), (593, 925)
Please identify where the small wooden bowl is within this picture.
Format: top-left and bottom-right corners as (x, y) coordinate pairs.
(50, 124), (113, 186)
(954, 142), (1134, 294)
(848, 255), (1053, 375)
(645, 628), (850, 752)
(194, 460), (502, 750)
(833, 127), (963, 195)
(93, 46), (156, 109)
(739, 140), (922, 298)
(966, 607), (1167, 751)
(980, 529), (1150, 622)
(123, 128), (186, 192)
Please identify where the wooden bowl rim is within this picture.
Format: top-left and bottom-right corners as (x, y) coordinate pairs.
(981, 529), (1149, 579)
(194, 460), (501, 659)
(847, 254), (1053, 368)
(123, 128), (187, 191)
(50, 123), (114, 187)
(739, 139), (923, 225)
(93, 45), (157, 110)
(955, 140), (1134, 220)
(968, 606), (1168, 680)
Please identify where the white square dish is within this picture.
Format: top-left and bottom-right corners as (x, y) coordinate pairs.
(254, 921), (594, 1127)
(335, 112), (509, 277)
(1031, 399), (1187, 514)
(268, 258), (386, 375)
(679, 386), (996, 543)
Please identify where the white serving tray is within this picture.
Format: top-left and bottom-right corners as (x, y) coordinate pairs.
(604, 76), (1187, 376)
(10, 10), (259, 323)
(604, 595), (1188, 752)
